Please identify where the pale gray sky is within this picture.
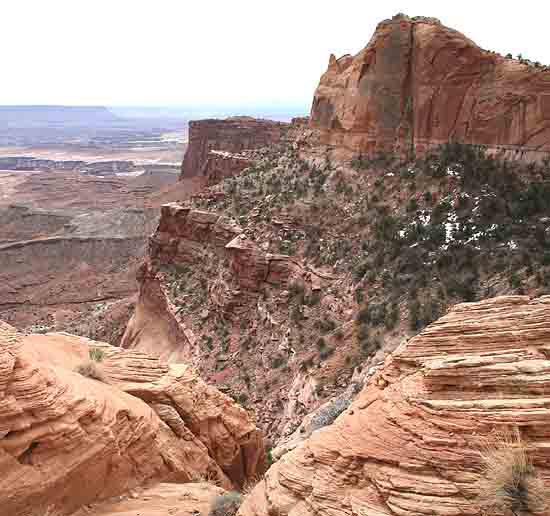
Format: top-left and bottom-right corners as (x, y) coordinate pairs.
(2, 0), (548, 108)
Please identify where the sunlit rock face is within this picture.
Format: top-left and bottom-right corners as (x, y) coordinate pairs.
(311, 14), (550, 162)
(180, 117), (288, 180)
(0, 322), (266, 516)
(239, 296), (550, 516)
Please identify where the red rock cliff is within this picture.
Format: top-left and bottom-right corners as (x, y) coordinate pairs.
(180, 117), (288, 180)
(311, 14), (550, 161)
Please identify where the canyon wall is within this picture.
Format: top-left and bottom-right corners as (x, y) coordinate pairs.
(239, 296), (550, 516)
(121, 203), (302, 362)
(311, 14), (550, 161)
(180, 117), (288, 180)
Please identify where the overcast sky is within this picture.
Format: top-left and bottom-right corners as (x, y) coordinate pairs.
(2, 0), (549, 109)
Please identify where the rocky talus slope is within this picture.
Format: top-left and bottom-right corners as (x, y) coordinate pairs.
(0, 322), (264, 516)
(239, 295), (550, 516)
(311, 14), (550, 161)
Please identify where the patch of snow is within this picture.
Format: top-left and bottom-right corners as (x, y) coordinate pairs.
(446, 165), (461, 177)
(418, 210), (431, 226)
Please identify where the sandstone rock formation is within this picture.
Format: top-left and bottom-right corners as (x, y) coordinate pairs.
(311, 14), (550, 162)
(73, 482), (226, 516)
(180, 117), (288, 180)
(239, 296), (550, 516)
(121, 203), (304, 362)
(0, 322), (265, 516)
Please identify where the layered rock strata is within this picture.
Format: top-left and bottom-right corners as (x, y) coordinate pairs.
(239, 296), (550, 516)
(180, 117), (288, 180)
(0, 322), (265, 516)
(311, 14), (550, 161)
(121, 203), (305, 361)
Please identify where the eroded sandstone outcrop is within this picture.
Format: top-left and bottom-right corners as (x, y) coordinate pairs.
(239, 296), (550, 516)
(121, 203), (305, 362)
(73, 482), (227, 516)
(311, 14), (550, 162)
(0, 322), (265, 516)
(180, 117), (288, 180)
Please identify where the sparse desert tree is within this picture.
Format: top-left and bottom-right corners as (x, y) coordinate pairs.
(477, 428), (547, 515)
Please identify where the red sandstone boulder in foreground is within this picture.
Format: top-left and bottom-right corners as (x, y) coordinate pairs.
(239, 296), (550, 516)
(311, 14), (550, 162)
(180, 117), (288, 180)
(0, 322), (265, 516)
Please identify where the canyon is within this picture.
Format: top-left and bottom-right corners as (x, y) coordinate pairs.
(2, 12), (550, 516)
(0, 106), (188, 337)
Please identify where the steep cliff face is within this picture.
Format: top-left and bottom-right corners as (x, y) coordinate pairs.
(239, 296), (550, 516)
(311, 14), (550, 161)
(180, 117), (288, 180)
(0, 322), (265, 516)
(120, 202), (347, 438)
(120, 203), (310, 359)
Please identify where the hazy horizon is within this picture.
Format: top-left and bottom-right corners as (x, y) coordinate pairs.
(3, 1), (550, 107)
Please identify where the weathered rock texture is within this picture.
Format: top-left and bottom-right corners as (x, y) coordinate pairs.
(121, 203), (304, 361)
(73, 482), (226, 516)
(0, 322), (265, 516)
(239, 296), (550, 516)
(311, 14), (550, 161)
(180, 117), (288, 180)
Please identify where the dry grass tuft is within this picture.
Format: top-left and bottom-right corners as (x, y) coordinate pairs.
(209, 491), (242, 516)
(75, 359), (107, 382)
(89, 346), (106, 362)
(477, 428), (547, 515)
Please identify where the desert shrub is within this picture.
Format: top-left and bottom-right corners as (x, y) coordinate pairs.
(353, 260), (369, 282)
(407, 198), (418, 212)
(356, 303), (387, 327)
(89, 347), (105, 362)
(316, 318), (336, 334)
(310, 395), (351, 431)
(375, 214), (399, 240)
(319, 347), (334, 360)
(75, 360), (106, 382)
(351, 155), (370, 170)
(477, 429), (547, 515)
(384, 302), (400, 330)
(305, 291), (321, 306)
(209, 492), (242, 516)
(271, 355), (286, 368)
